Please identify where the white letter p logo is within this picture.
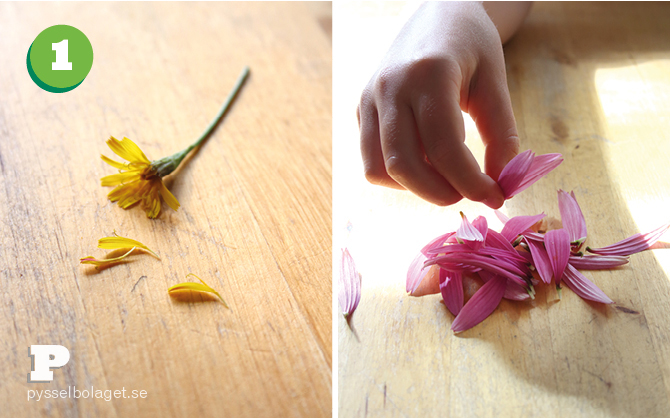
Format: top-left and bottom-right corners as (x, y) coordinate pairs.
(29, 345), (70, 382)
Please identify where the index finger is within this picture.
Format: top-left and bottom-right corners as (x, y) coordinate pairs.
(412, 84), (504, 209)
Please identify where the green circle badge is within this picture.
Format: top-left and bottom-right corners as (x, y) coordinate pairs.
(27, 25), (93, 93)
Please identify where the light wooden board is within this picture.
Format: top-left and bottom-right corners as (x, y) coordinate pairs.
(335, 2), (670, 417)
(0, 2), (331, 417)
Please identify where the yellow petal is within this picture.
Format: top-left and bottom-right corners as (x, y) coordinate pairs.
(158, 181), (180, 211)
(101, 172), (141, 187)
(107, 179), (142, 202)
(145, 186), (161, 218)
(80, 247), (136, 267)
(100, 155), (128, 170)
(98, 235), (159, 259)
(106, 136), (151, 164)
(168, 274), (228, 307)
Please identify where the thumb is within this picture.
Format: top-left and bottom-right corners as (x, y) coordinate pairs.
(467, 65), (520, 181)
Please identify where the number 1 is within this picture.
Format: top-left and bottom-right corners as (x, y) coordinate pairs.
(52, 39), (72, 71)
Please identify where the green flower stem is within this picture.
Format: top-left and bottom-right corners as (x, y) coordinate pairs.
(153, 66), (250, 177)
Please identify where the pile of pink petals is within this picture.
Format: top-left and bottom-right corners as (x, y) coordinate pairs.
(407, 190), (670, 333)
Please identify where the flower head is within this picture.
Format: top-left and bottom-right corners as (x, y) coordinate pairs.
(101, 136), (180, 218)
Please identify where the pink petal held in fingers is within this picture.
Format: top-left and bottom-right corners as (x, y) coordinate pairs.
(501, 213), (546, 242)
(587, 224), (670, 256)
(545, 229), (570, 284)
(339, 248), (361, 316)
(512, 153), (563, 196)
(440, 269), (464, 316)
(451, 275), (506, 332)
(569, 254), (629, 270)
(497, 151), (563, 199)
(407, 252), (432, 294)
(525, 236), (553, 284)
(497, 150), (534, 199)
(558, 190), (587, 247)
(456, 212), (484, 243)
(563, 264), (613, 304)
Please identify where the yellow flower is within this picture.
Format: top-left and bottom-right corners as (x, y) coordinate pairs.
(101, 137), (180, 218)
(99, 66), (250, 219)
(168, 273), (229, 307)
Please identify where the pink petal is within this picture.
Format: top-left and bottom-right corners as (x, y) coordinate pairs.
(569, 254), (629, 270)
(562, 263), (613, 304)
(480, 271), (530, 301)
(494, 210), (510, 225)
(587, 224), (670, 256)
(451, 275), (506, 332)
(558, 190), (587, 246)
(512, 153), (563, 196)
(421, 232), (455, 256)
(516, 250), (533, 264)
(525, 236), (553, 284)
(456, 212), (484, 243)
(523, 231), (545, 241)
(427, 253), (527, 286)
(478, 247), (529, 264)
(470, 216), (488, 250)
(440, 269), (464, 316)
(406, 252), (430, 294)
(544, 229), (570, 284)
(497, 150), (534, 199)
(339, 248), (361, 316)
(501, 213), (546, 242)
(486, 229), (517, 253)
(425, 243), (474, 256)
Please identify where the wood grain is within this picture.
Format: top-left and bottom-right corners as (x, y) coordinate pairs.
(336, 2), (670, 417)
(0, 2), (331, 417)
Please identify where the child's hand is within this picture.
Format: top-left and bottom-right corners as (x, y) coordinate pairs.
(358, 2), (523, 209)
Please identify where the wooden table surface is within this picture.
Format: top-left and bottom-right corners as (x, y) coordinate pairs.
(335, 2), (670, 417)
(1, 2), (331, 417)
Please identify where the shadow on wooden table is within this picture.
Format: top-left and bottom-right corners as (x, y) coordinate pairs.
(460, 3), (670, 417)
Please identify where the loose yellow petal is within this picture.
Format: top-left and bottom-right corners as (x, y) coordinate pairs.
(158, 181), (180, 211)
(168, 274), (228, 307)
(80, 247), (136, 267)
(98, 235), (159, 259)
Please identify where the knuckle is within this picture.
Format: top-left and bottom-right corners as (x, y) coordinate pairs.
(406, 56), (462, 87)
(373, 67), (397, 97)
(384, 154), (410, 180)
